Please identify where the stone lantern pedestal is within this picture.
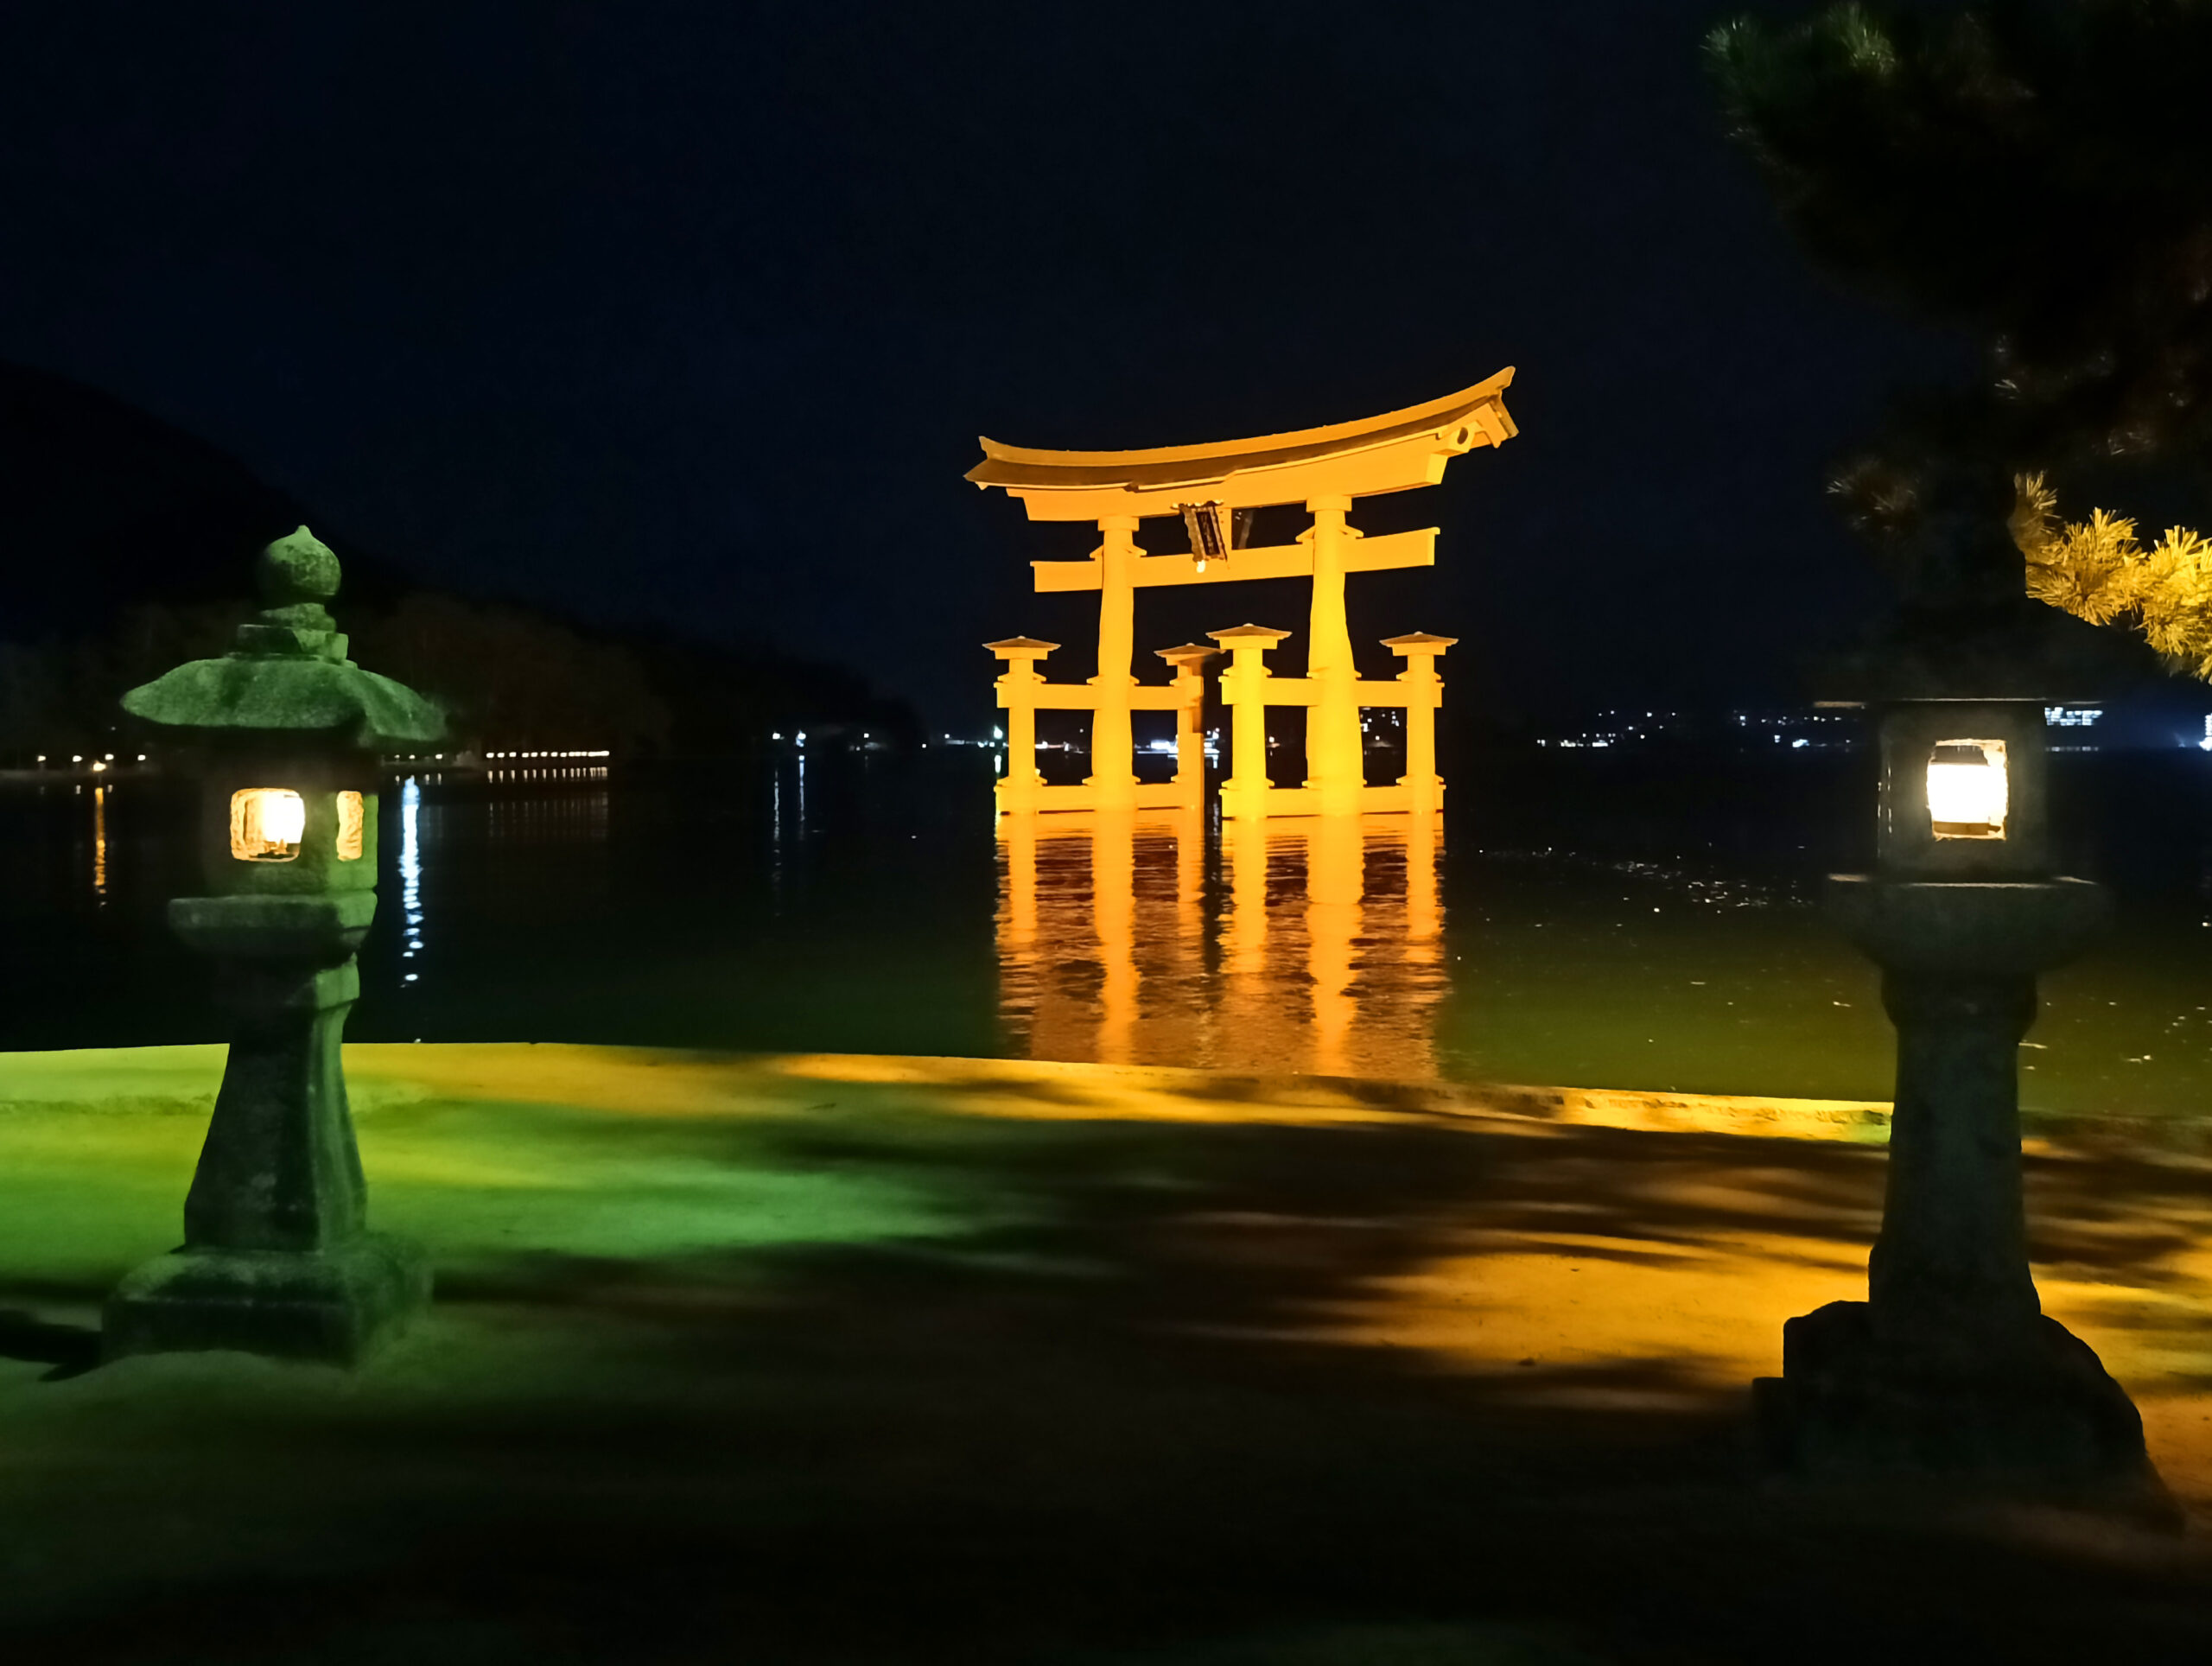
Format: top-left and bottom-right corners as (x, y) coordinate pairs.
(102, 527), (445, 1365)
(1756, 699), (2167, 1510)
(104, 891), (428, 1363)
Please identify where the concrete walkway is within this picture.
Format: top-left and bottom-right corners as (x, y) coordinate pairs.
(2, 1045), (2209, 1663)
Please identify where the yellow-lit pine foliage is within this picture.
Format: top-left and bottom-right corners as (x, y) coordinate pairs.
(2012, 474), (2212, 680)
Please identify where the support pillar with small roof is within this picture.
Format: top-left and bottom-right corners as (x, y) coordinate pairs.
(985, 637), (1057, 816)
(1384, 633), (1457, 815)
(1210, 625), (1293, 823)
(1155, 643), (1218, 810)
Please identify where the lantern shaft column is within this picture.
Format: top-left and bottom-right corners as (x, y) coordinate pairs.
(1871, 970), (2043, 1339)
(106, 895), (430, 1364)
(185, 951), (368, 1250)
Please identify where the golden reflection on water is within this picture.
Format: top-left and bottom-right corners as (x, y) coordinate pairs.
(997, 811), (1445, 1078)
(91, 785), (108, 900)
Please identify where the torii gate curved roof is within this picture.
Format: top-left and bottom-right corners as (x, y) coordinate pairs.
(968, 368), (1516, 521)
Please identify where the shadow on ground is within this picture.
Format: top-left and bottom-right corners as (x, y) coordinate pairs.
(1, 1055), (2209, 1663)
(0, 1307), (99, 1379)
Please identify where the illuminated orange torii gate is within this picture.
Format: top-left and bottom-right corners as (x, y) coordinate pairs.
(971, 369), (1516, 816)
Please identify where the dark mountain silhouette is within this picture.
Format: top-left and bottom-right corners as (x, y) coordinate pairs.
(0, 360), (419, 633)
(0, 363), (916, 754)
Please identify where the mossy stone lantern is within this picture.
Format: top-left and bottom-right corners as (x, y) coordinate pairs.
(1758, 687), (2165, 1509)
(105, 527), (445, 1364)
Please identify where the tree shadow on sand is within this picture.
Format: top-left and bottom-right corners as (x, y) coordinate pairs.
(0, 1306), (99, 1379)
(4, 1107), (2210, 1664)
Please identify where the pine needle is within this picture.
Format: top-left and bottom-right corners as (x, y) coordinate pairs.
(2012, 473), (2212, 679)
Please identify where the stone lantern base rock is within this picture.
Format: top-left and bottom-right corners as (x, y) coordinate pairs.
(1754, 1299), (2174, 1521)
(104, 1235), (429, 1367)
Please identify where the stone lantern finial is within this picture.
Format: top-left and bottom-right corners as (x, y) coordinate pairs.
(258, 525), (341, 606)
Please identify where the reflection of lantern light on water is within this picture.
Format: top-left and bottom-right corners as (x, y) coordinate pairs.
(399, 776), (425, 973)
(1926, 740), (2007, 839)
(92, 784), (107, 899)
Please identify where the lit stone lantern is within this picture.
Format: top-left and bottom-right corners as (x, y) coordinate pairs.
(1759, 696), (2163, 1503)
(104, 527), (445, 1364)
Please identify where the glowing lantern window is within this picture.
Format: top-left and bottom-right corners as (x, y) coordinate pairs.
(1928, 740), (2008, 840)
(230, 788), (307, 862)
(335, 792), (365, 862)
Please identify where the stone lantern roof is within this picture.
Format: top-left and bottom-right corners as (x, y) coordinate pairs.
(122, 526), (446, 748)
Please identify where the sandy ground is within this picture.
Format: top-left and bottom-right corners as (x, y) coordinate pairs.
(1, 1043), (2209, 1663)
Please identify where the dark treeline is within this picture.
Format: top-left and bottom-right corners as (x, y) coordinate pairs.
(0, 592), (916, 761)
(0, 361), (914, 761)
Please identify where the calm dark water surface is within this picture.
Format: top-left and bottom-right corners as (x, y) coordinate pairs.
(8, 747), (2212, 1119)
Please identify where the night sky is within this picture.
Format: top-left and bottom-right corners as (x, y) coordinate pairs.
(0, 0), (1956, 727)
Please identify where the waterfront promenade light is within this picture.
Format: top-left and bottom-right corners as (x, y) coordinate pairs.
(102, 526), (446, 1364)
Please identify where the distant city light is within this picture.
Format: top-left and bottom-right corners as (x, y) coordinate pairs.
(1537, 705), (1866, 754)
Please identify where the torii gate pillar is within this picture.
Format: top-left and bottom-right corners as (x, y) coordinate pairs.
(1304, 494), (1364, 817)
(1086, 516), (1141, 811)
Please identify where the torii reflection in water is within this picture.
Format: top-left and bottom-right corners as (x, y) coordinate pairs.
(996, 811), (1445, 1079)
